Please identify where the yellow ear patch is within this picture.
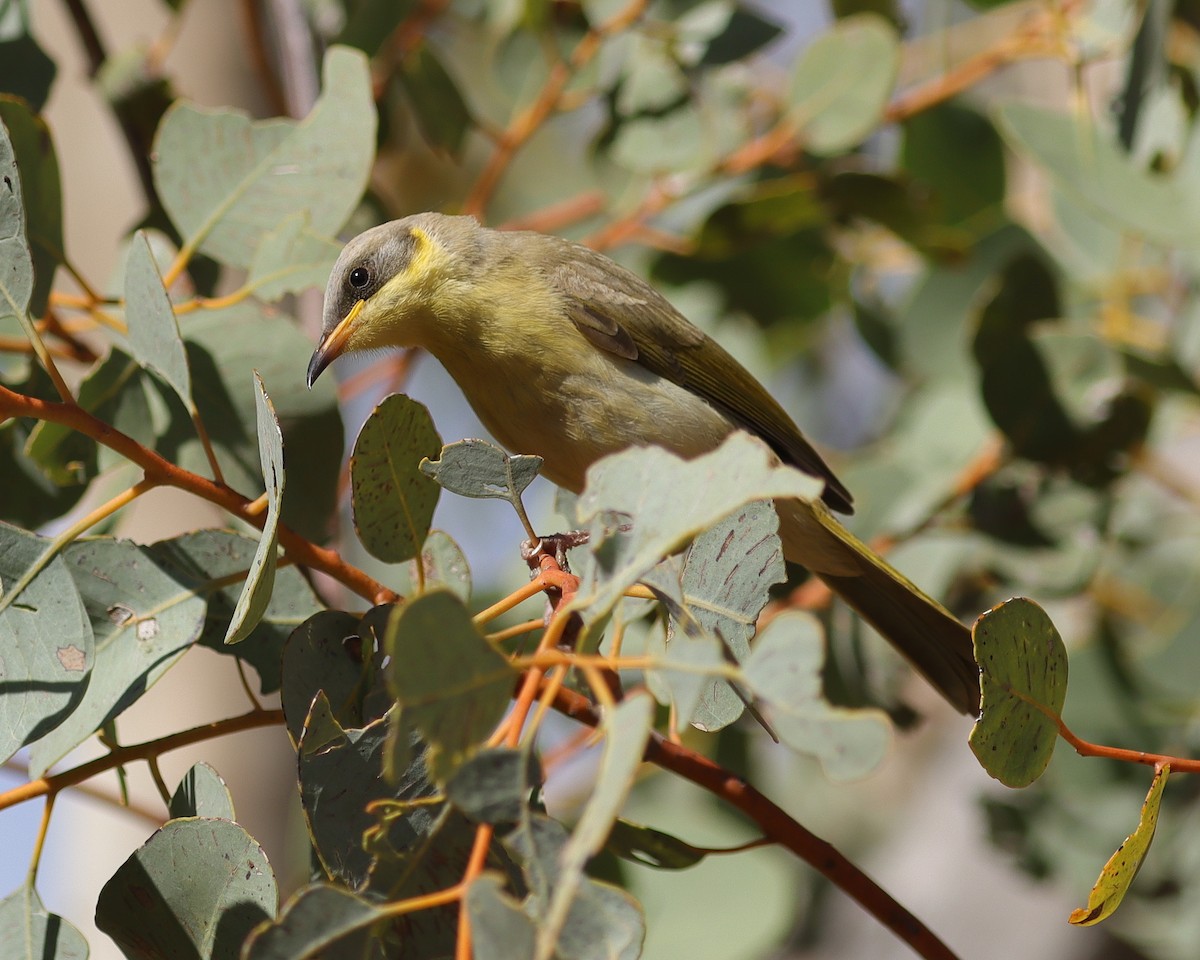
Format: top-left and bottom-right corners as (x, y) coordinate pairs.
(407, 227), (434, 277)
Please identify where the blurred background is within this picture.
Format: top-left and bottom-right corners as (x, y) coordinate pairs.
(5, 0), (1200, 958)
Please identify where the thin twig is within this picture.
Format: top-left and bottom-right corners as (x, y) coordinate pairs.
(0, 709), (284, 813)
(462, 0), (650, 218)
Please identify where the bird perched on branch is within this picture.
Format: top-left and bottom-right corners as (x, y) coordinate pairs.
(307, 212), (980, 715)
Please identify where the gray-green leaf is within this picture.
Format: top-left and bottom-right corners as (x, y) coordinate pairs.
(224, 372), (284, 644)
(153, 46), (375, 268)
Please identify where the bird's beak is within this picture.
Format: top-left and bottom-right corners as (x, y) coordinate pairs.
(306, 299), (364, 387)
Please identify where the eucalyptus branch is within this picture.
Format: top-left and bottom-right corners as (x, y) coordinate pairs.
(0, 384), (397, 605)
(0, 708), (284, 813)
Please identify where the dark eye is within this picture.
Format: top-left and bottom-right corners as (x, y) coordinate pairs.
(349, 266), (371, 289)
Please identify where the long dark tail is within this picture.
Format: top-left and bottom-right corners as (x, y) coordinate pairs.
(780, 500), (980, 715)
(819, 569), (980, 715)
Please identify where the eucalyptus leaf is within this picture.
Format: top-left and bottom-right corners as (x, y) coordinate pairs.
(410, 529), (472, 603)
(997, 102), (1200, 248)
(150, 304), (343, 542)
(573, 431), (823, 622)
(352, 394), (442, 564)
(536, 694), (653, 960)
(503, 814), (645, 960)
(742, 612), (891, 781)
(280, 605), (394, 744)
(446, 747), (541, 825)
(223, 373), (284, 644)
(0, 98), (61, 315)
(25, 348), (145, 486)
(243, 884), (387, 960)
(28, 537), (207, 776)
(159, 529), (323, 693)
(246, 212), (342, 301)
(153, 46), (375, 267)
(297, 693), (438, 888)
(0, 113), (33, 325)
(398, 42), (472, 159)
(0, 522), (92, 766)
(421, 438), (542, 503)
(96, 818), (277, 960)
(1069, 764), (1170, 926)
(788, 13), (898, 155)
(383, 590), (515, 782)
(969, 597), (1068, 788)
(169, 761), (235, 820)
(467, 873), (537, 960)
(125, 231), (192, 408)
(0, 35), (55, 111)
(672, 500), (785, 730)
(0, 885), (87, 960)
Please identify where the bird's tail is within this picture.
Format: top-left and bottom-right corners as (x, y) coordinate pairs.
(779, 501), (980, 715)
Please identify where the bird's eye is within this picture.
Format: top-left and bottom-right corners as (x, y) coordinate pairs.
(349, 266), (371, 289)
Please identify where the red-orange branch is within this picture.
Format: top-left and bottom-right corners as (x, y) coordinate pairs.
(547, 683), (962, 960)
(0, 709), (284, 812)
(0, 385), (397, 605)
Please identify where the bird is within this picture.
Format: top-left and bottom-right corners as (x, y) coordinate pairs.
(307, 212), (980, 715)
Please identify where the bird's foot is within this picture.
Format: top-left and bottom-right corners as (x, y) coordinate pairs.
(521, 530), (591, 575)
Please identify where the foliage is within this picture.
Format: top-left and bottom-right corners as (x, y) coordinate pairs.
(3, 2), (1200, 960)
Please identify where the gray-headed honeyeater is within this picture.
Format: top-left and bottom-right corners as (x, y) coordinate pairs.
(308, 213), (980, 715)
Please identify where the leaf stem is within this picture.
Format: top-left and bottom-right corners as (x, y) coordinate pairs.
(146, 756), (172, 807)
(25, 793), (55, 887)
(455, 823), (494, 960)
(189, 405), (226, 484)
(472, 577), (547, 626)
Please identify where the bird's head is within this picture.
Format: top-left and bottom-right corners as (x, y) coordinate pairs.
(306, 212), (486, 386)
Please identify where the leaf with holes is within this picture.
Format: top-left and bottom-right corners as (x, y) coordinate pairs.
(27, 537), (207, 776)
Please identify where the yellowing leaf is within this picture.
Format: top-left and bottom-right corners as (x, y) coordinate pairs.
(1069, 764), (1171, 926)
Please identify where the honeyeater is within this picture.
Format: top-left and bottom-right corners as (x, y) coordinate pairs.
(307, 212), (980, 715)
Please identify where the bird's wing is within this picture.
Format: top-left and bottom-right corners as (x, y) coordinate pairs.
(549, 241), (854, 513)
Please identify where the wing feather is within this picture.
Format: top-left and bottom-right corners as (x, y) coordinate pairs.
(544, 238), (854, 513)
